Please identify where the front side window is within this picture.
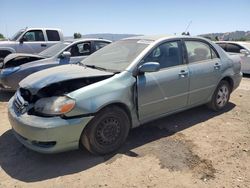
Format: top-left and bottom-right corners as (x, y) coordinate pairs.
(144, 41), (182, 69)
(67, 42), (91, 57)
(46, 30), (60, 41)
(22, 30), (45, 41)
(185, 41), (217, 63)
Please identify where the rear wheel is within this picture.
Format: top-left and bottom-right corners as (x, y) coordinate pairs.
(208, 80), (231, 111)
(81, 106), (130, 155)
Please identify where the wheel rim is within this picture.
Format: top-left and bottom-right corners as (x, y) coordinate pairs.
(95, 116), (121, 146)
(216, 85), (229, 108)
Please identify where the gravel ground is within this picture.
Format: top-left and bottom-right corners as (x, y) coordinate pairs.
(0, 77), (249, 188)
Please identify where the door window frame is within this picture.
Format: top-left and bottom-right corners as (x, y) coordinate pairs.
(21, 30), (45, 42)
(183, 39), (220, 65)
(137, 39), (185, 72)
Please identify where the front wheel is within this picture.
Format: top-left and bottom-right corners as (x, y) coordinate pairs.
(207, 80), (231, 111)
(81, 106), (130, 155)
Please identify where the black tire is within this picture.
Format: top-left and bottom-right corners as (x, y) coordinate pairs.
(207, 80), (231, 111)
(81, 106), (130, 155)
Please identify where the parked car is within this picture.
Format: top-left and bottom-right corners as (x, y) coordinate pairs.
(0, 38), (111, 91)
(216, 41), (250, 74)
(0, 28), (64, 63)
(8, 35), (242, 155)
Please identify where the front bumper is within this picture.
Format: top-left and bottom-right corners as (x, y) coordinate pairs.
(0, 73), (15, 91)
(8, 97), (94, 153)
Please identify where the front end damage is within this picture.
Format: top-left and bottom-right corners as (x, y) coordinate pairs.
(2, 53), (45, 69)
(8, 64), (119, 153)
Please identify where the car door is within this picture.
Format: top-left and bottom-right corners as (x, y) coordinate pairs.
(17, 30), (47, 53)
(59, 42), (92, 64)
(137, 40), (189, 122)
(184, 40), (221, 106)
(45, 30), (61, 49)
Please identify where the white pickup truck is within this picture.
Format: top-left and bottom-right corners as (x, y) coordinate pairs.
(0, 28), (64, 62)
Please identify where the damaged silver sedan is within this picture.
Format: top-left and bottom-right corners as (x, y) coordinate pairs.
(8, 35), (242, 154)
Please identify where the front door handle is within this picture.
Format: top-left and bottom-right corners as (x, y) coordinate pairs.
(41, 44), (47, 47)
(214, 63), (221, 70)
(179, 70), (188, 78)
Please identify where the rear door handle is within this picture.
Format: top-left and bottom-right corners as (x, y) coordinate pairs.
(41, 44), (47, 47)
(179, 70), (188, 78)
(214, 63), (221, 70)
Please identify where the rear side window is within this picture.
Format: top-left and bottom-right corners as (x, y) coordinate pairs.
(46, 30), (60, 41)
(185, 41), (218, 63)
(94, 41), (110, 51)
(144, 41), (182, 69)
(22, 30), (45, 41)
(226, 44), (243, 53)
(217, 43), (227, 51)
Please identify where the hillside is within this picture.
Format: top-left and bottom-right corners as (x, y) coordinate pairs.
(200, 31), (250, 41)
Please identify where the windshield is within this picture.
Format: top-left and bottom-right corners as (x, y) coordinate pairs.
(39, 42), (71, 57)
(81, 39), (150, 72)
(10, 29), (25, 41)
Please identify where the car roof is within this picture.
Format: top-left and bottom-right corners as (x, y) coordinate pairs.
(65, 38), (112, 43)
(123, 34), (209, 42)
(216, 41), (250, 45)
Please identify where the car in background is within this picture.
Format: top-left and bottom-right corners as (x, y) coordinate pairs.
(0, 28), (64, 63)
(216, 41), (250, 74)
(8, 35), (242, 155)
(0, 38), (111, 91)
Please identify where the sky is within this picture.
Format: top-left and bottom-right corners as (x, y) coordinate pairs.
(0, 0), (250, 37)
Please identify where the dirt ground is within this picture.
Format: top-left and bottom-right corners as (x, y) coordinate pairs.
(0, 78), (250, 188)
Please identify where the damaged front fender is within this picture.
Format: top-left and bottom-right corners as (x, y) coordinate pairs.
(66, 71), (140, 128)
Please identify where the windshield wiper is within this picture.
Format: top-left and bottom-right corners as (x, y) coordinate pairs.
(79, 63), (118, 73)
(85, 64), (107, 71)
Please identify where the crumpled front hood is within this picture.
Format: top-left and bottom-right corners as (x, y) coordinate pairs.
(4, 53), (45, 63)
(19, 64), (114, 94)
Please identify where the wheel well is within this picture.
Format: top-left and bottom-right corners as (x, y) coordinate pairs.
(221, 77), (234, 92)
(99, 103), (132, 129)
(79, 102), (132, 149)
(0, 50), (12, 58)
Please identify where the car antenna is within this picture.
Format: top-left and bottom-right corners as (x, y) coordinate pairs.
(5, 24), (9, 40)
(182, 21), (192, 35)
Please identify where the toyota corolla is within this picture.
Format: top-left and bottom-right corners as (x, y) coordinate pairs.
(8, 35), (242, 155)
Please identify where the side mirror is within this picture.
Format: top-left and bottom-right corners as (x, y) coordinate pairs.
(60, 51), (71, 59)
(19, 36), (28, 43)
(19, 38), (24, 44)
(240, 49), (250, 56)
(138, 62), (160, 73)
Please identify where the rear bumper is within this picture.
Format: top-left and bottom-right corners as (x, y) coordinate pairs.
(8, 97), (94, 153)
(232, 72), (242, 91)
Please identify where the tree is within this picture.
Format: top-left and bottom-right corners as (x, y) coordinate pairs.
(215, 36), (219, 41)
(0, 33), (4, 39)
(73, 33), (82, 39)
